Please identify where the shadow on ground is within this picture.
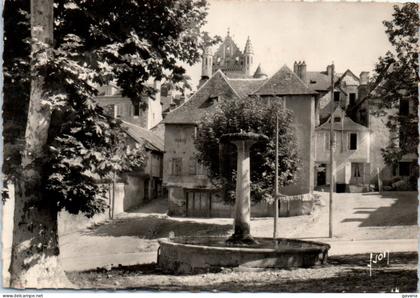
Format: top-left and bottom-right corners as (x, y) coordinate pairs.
(66, 252), (418, 292)
(83, 215), (232, 239)
(341, 192), (417, 227)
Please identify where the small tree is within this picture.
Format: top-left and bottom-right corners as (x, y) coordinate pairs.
(371, 3), (419, 166)
(194, 97), (299, 203)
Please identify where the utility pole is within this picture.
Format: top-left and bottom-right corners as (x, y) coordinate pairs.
(273, 112), (279, 247)
(329, 63), (335, 238)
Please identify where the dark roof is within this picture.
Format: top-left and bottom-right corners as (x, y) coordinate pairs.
(163, 70), (240, 124)
(226, 78), (267, 98)
(122, 121), (164, 152)
(254, 65), (317, 96)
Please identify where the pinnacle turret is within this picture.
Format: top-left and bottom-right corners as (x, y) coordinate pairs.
(244, 36), (254, 54)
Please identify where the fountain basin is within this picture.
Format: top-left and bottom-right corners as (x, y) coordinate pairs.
(158, 236), (330, 274)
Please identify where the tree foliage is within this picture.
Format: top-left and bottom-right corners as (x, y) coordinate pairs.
(4, 0), (216, 216)
(194, 97), (299, 204)
(371, 3), (419, 165)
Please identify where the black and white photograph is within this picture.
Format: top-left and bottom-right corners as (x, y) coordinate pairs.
(2, 0), (419, 294)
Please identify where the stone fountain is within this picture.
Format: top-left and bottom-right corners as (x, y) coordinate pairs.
(157, 131), (330, 274)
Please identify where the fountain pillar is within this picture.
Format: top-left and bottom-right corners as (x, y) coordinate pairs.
(231, 139), (254, 241)
(221, 132), (268, 245)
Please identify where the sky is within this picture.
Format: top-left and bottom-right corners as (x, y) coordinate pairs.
(184, 1), (396, 90)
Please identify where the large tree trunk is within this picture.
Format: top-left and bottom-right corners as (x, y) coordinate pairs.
(9, 0), (72, 288)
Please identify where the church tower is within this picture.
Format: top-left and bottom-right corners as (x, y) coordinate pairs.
(243, 36), (254, 76)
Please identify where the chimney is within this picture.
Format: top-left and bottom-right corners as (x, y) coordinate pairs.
(293, 61), (307, 83)
(327, 65), (333, 77)
(293, 61), (299, 74)
(298, 61), (307, 83)
(359, 71), (369, 85)
(153, 79), (161, 104)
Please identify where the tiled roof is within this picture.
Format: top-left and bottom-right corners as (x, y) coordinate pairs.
(226, 78), (267, 98)
(221, 71), (251, 79)
(122, 121), (164, 152)
(254, 65), (317, 96)
(306, 71), (336, 91)
(163, 70), (240, 124)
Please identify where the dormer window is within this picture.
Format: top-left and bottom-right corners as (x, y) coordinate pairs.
(334, 117), (341, 123)
(199, 96), (220, 108)
(209, 96), (219, 104)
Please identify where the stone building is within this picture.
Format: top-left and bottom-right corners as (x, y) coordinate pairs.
(96, 82), (163, 130)
(307, 65), (417, 191)
(314, 106), (370, 192)
(119, 121), (164, 211)
(163, 31), (416, 217)
(94, 84), (165, 212)
(163, 32), (317, 217)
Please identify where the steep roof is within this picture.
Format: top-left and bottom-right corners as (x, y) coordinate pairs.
(213, 34), (243, 59)
(307, 71), (335, 91)
(163, 70), (240, 124)
(243, 36), (254, 54)
(336, 69), (360, 86)
(316, 106), (368, 131)
(122, 121), (164, 152)
(253, 64), (267, 78)
(226, 78), (267, 98)
(254, 65), (317, 96)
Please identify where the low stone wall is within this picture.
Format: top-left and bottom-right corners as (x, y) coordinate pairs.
(168, 189), (314, 218)
(158, 237), (330, 274)
(252, 194), (314, 217)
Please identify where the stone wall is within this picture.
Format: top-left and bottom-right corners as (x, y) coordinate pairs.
(282, 95), (315, 195)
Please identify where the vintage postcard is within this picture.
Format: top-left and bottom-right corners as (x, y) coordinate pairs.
(2, 0), (418, 295)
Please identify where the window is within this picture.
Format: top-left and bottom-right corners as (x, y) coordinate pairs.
(171, 158), (182, 176)
(334, 92), (340, 102)
(133, 102), (140, 117)
(349, 133), (357, 150)
(399, 99), (409, 116)
(324, 132), (330, 151)
(334, 117), (341, 123)
(349, 93), (356, 106)
(399, 162), (410, 176)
